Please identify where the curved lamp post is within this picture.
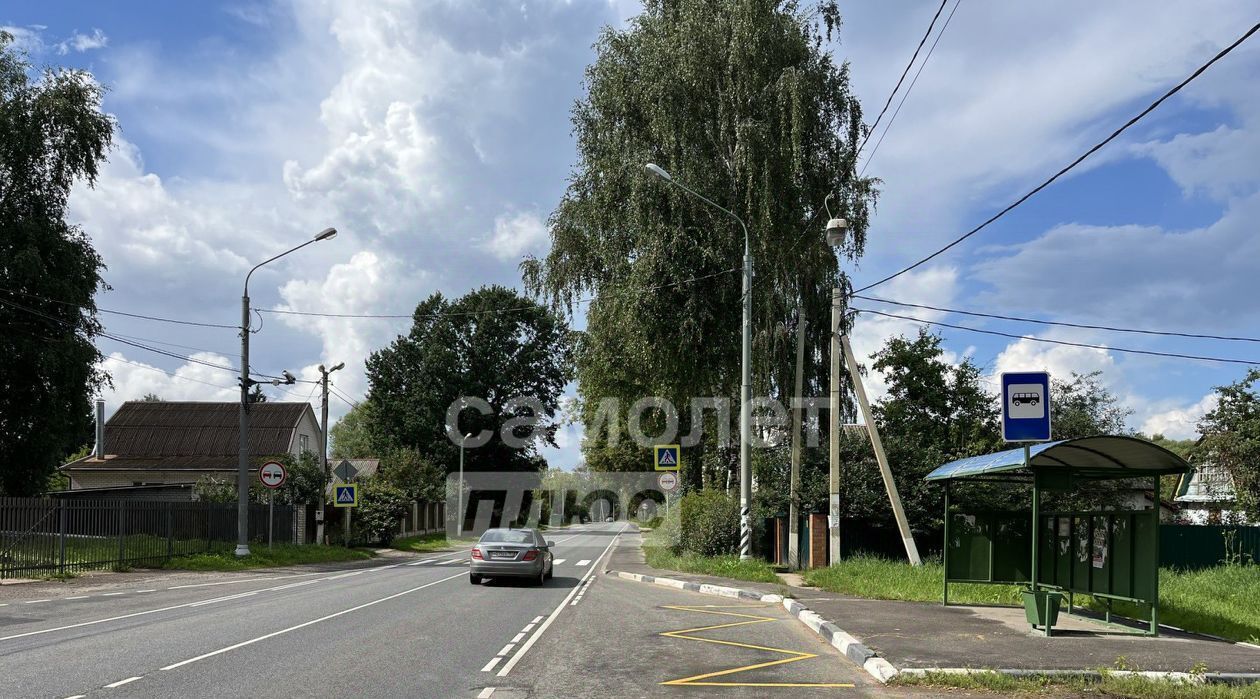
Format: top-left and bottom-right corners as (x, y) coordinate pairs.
(236, 227), (337, 556)
(645, 163), (754, 560)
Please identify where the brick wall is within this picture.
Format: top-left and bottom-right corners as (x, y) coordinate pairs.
(809, 513), (828, 568)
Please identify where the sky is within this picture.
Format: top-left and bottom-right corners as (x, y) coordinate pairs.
(4, 1), (1258, 469)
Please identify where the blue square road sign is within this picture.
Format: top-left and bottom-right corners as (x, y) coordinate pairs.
(1001, 371), (1052, 442)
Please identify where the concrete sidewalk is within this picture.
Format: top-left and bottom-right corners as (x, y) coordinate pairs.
(612, 532), (1260, 677)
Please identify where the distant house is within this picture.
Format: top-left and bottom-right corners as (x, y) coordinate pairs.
(1175, 460), (1248, 524)
(61, 401), (322, 490)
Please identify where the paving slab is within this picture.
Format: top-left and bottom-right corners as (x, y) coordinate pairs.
(617, 530), (1260, 676)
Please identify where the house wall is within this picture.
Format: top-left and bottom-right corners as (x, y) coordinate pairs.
(289, 409), (323, 458)
(69, 470), (236, 490)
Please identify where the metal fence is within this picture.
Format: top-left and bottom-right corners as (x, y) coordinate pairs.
(1161, 524), (1260, 571)
(0, 496), (301, 579)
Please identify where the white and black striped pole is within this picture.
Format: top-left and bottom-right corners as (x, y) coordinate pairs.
(645, 163), (753, 560)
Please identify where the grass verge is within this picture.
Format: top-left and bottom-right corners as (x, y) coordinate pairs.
(162, 544), (374, 572)
(895, 670), (1260, 698)
(390, 532), (466, 553)
(641, 538), (779, 584)
(802, 556), (1260, 643)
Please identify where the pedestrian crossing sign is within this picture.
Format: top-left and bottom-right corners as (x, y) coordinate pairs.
(333, 483), (358, 508)
(654, 444), (680, 471)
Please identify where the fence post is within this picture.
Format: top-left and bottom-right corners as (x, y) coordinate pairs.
(58, 499), (67, 576)
(117, 501), (126, 565)
(166, 501), (174, 559)
(207, 500), (213, 553)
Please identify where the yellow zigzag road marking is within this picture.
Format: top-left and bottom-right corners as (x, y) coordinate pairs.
(658, 604), (855, 688)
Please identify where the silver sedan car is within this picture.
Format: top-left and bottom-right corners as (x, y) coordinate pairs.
(469, 528), (555, 585)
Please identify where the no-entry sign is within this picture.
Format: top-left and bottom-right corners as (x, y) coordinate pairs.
(259, 461), (287, 489)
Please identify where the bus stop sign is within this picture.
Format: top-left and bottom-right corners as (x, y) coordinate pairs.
(1001, 371), (1051, 442)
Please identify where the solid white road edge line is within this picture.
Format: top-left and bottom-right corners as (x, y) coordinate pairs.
(496, 522), (627, 677)
(160, 571), (466, 671)
(0, 564), (425, 643)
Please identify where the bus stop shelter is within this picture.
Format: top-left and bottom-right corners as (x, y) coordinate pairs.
(925, 436), (1191, 636)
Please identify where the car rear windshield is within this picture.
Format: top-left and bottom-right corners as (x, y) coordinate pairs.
(479, 529), (536, 544)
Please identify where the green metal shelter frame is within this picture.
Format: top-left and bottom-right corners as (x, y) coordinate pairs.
(925, 436), (1190, 636)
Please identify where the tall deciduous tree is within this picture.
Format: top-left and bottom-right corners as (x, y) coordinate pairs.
(0, 34), (114, 494)
(330, 401), (378, 459)
(365, 286), (574, 474)
(523, 0), (876, 485)
(1198, 368), (1260, 521)
(1050, 371), (1132, 439)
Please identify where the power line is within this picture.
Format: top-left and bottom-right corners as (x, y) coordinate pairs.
(854, 20), (1260, 295)
(0, 296), (243, 374)
(328, 382), (361, 409)
(101, 354), (238, 392)
(860, 0), (961, 176)
(851, 307), (1260, 366)
(0, 286), (237, 329)
(256, 268), (742, 320)
(855, 294), (1260, 343)
(857, 0), (950, 157)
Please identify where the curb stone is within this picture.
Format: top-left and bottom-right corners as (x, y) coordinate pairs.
(608, 569), (1260, 688)
(608, 569), (899, 683)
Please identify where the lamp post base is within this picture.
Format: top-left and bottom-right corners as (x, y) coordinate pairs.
(234, 544), (251, 557)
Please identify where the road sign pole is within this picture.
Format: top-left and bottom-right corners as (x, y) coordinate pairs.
(268, 488), (274, 549)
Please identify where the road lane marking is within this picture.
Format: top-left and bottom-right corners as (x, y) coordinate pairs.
(521, 623), (535, 633)
(65, 596), (89, 600)
(159, 571), (466, 671)
(480, 657), (502, 672)
(136, 590), (156, 593)
(24, 599), (50, 604)
(101, 592), (125, 596)
(406, 559), (433, 566)
(531, 615), (543, 623)
(63, 694), (86, 698)
(497, 523), (627, 677)
(103, 676), (142, 688)
(166, 575), (299, 590)
(576, 560), (591, 567)
(497, 643), (515, 656)
(658, 604), (855, 688)
(511, 632), (525, 643)
(438, 559), (462, 565)
(552, 559), (566, 565)
(0, 567), (400, 643)
(477, 688), (495, 698)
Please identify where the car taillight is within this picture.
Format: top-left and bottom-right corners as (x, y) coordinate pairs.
(522, 549), (539, 561)
(471, 548), (483, 560)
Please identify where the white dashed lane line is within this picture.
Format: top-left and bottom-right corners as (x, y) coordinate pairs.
(103, 676), (142, 689)
(481, 657), (503, 672)
(552, 559), (566, 565)
(575, 559), (591, 567)
(477, 688), (495, 698)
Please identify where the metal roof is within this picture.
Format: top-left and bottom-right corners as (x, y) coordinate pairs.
(924, 435), (1191, 482)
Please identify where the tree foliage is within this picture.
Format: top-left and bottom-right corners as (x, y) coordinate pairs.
(330, 401), (378, 459)
(522, 0), (876, 485)
(1051, 371), (1132, 439)
(0, 34), (114, 494)
(1198, 368), (1260, 521)
(365, 285), (573, 474)
(378, 447), (445, 504)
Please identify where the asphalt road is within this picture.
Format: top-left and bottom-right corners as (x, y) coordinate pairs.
(1, 522), (925, 698)
(0, 523), (627, 698)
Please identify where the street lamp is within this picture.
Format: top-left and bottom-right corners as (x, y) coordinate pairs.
(645, 162), (754, 560)
(236, 227), (337, 557)
(457, 432), (473, 538)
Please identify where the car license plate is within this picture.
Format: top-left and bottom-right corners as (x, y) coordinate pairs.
(490, 551), (515, 560)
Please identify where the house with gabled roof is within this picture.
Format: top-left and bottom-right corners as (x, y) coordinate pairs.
(60, 401), (322, 490)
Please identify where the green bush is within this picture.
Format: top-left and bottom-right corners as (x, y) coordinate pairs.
(353, 479), (411, 545)
(679, 489), (738, 556)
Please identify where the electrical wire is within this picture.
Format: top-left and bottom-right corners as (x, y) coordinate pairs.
(101, 354), (238, 392)
(854, 20), (1260, 295)
(856, 0), (950, 158)
(256, 268), (742, 320)
(0, 286), (237, 329)
(850, 307), (1260, 366)
(860, 0), (961, 176)
(854, 294), (1260, 343)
